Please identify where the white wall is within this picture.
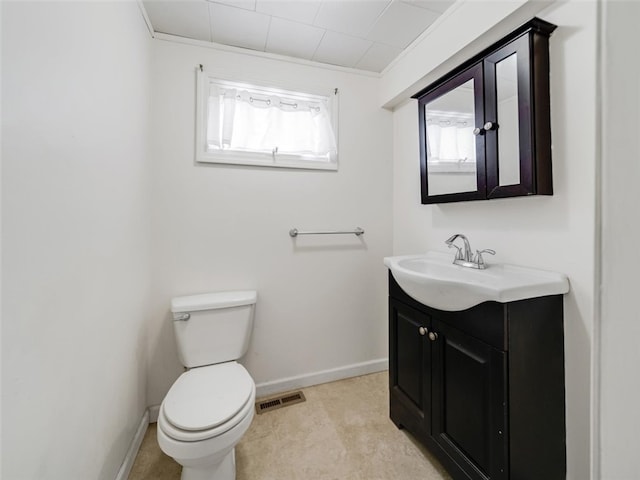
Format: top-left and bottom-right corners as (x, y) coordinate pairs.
(599, 1), (640, 478)
(1, 2), (151, 479)
(389, 2), (597, 479)
(147, 40), (393, 405)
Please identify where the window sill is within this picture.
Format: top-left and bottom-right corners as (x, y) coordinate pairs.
(196, 151), (338, 171)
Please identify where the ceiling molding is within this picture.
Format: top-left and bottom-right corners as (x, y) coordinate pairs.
(152, 31), (382, 78)
(136, 0), (156, 39)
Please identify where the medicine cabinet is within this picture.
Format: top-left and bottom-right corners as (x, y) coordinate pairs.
(415, 18), (557, 204)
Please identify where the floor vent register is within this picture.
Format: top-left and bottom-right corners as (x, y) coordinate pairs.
(255, 391), (306, 414)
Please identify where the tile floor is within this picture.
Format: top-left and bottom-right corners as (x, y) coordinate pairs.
(128, 371), (451, 480)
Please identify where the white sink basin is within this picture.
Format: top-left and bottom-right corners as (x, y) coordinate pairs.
(384, 251), (569, 311)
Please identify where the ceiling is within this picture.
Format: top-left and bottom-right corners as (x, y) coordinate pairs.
(142, 0), (457, 73)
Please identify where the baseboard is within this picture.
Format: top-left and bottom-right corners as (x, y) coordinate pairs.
(255, 358), (388, 398)
(148, 404), (160, 423)
(115, 410), (149, 480)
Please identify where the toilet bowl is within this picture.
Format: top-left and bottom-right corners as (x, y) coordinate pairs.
(157, 362), (256, 480)
(157, 291), (257, 480)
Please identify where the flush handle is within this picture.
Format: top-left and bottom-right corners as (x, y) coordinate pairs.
(173, 313), (190, 322)
(418, 326), (428, 336)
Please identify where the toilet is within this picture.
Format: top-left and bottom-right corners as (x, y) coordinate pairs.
(157, 291), (257, 480)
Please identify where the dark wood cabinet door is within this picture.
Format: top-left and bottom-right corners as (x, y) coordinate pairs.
(483, 30), (553, 199)
(389, 299), (431, 433)
(431, 318), (508, 480)
(418, 62), (487, 204)
(484, 33), (533, 198)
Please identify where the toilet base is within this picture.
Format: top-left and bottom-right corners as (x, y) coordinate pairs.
(181, 448), (235, 480)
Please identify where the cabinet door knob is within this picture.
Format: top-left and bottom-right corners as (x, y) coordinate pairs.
(483, 121), (498, 131)
(428, 331), (438, 341)
(419, 326), (428, 336)
(472, 127), (484, 136)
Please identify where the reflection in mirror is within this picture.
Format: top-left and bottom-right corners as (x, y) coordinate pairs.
(496, 53), (520, 186)
(424, 79), (477, 196)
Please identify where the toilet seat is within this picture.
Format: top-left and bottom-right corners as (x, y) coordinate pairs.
(159, 362), (255, 442)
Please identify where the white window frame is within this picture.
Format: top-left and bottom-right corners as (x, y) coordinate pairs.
(195, 70), (339, 171)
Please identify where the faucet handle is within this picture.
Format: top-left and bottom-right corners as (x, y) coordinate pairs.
(474, 249), (496, 266)
(448, 244), (463, 260)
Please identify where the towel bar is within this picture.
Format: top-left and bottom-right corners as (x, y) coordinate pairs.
(289, 227), (364, 237)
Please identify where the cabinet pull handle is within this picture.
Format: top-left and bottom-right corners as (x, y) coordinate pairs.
(472, 127), (484, 136)
(483, 121), (498, 131)
(428, 331), (438, 341)
(419, 326), (428, 336)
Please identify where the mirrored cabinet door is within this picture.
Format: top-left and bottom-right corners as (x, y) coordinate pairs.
(418, 63), (486, 203)
(484, 32), (553, 198)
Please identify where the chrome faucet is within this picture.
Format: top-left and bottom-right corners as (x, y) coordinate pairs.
(445, 234), (473, 262)
(445, 234), (495, 270)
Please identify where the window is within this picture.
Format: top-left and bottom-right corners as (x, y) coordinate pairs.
(196, 70), (338, 170)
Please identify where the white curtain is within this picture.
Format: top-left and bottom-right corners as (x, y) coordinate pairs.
(426, 122), (475, 163)
(207, 85), (337, 160)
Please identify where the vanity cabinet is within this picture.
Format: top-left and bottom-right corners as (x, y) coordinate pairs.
(389, 273), (566, 480)
(415, 18), (557, 204)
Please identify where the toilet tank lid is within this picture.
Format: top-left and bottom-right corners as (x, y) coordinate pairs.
(171, 291), (257, 313)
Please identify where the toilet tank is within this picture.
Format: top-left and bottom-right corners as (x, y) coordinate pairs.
(171, 291), (257, 369)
